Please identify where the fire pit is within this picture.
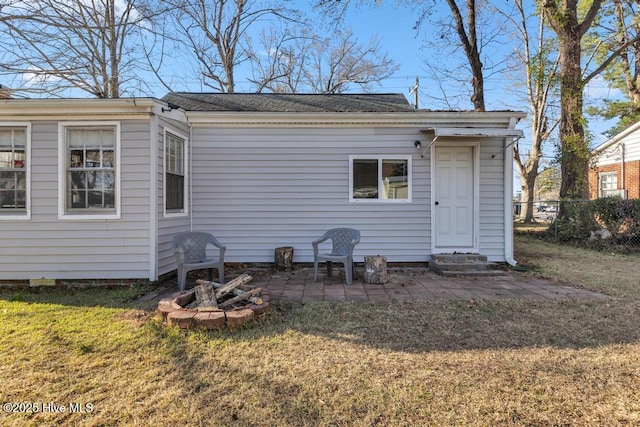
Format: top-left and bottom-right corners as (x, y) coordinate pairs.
(156, 273), (270, 330)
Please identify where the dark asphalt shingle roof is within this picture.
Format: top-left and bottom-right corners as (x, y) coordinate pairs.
(161, 92), (416, 113)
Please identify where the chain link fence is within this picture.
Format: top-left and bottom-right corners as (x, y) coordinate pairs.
(515, 199), (640, 252)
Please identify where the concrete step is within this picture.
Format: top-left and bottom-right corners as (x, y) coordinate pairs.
(429, 254), (504, 276)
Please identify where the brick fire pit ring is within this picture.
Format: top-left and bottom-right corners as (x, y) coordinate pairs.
(156, 285), (270, 330)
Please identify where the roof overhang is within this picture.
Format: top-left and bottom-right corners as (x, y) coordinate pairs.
(185, 110), (526, 128)
(416, 127), (524, 157)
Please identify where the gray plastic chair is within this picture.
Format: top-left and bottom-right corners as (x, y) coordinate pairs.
(171, 231), (226, 291)
(312, 228), (361, 285)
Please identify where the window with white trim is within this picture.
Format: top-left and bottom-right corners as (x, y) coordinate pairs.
(599, 172), (618, 198)
(0, 125), (29, 217)
(60, 123), (119, 218)
(349, 155), (411, 202)
(164, 131), (187, 214)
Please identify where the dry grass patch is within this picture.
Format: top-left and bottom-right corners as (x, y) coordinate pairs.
(515, 234), (640, 298)
(2, 239), (640, 425)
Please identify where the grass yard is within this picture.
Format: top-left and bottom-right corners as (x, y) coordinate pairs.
(1, 236), (640, 426)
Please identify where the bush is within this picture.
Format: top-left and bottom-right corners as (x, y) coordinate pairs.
(554, 198), (640, 247)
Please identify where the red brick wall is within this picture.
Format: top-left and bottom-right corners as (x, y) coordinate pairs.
(589, 160), (640, 199)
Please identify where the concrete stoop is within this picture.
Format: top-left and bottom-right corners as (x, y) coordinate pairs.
(429, 254), (504, 276)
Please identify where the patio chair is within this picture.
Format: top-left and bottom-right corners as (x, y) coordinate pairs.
(312, 228), (361, 285)
(171, 231), (226, 291)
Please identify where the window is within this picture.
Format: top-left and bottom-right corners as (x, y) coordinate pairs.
(0, 125), (29, 218)
(599, 172), (618, 198)
(349, 155), (411, 202)
(59, 122), (120, 219)
(164, 130), (187, 215)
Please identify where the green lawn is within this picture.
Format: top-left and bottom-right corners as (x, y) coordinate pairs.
(1, 237), (639, 426)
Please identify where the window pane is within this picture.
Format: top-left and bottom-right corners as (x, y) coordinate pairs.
(86, 150), (101, 168)
(0, 151), (11, 169)
(353, 159), (378, 199)
(382, 159), (409, 200)
(103, 150), (114, 167)
(84, 129), (101, 147)
(166, 173), (184, 210)
(68, 129), (85, 148)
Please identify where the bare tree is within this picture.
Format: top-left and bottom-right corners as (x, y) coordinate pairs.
(0, 0), (159, 98)
(502, 0), (560, 222)
(442, 0), (485, 111)
(162, 0), (299, 93)
(543, 0), (640, 201)
(587, 0), (640, 137)
(248, 25), (398, 94)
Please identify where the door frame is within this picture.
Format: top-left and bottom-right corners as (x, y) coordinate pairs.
(430, 141), (480, 254)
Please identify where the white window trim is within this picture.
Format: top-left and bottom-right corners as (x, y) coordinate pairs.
(0, 122), (31, 220)
(349, 155), (412, 203)
(163, 128), (189, 218)
(599, 171), (618, 198)
(58, 121), (121, 220)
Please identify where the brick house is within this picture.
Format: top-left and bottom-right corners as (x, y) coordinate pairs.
(589, 121), (640, 199)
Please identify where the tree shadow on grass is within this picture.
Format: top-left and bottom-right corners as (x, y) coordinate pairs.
(228, 298), (640, 353)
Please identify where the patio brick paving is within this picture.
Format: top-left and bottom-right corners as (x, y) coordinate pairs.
(244, 266), (608, 303)
(143, 265), (608, 305)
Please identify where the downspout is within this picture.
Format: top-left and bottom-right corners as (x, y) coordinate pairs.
(189, 124), (194, 232)
(504, 117), (518, 266)
(621, 143), (625, 197)
(149, 108), (159, 281)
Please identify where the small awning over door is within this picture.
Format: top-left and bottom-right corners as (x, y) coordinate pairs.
(417, 127), (523, 158)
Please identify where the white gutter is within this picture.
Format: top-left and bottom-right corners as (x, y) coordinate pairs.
(504, 117), (519, 266)
(148, 106), (159, 281)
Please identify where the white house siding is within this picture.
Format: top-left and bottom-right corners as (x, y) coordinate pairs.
(156, 116), (192, 277)
(0, 119), (153, 281)
(593, 125), (640, 167)
(478, 137), (506, 261)
(189, 126), (431, 264)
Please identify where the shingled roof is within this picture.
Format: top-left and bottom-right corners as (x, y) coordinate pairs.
(161, 92), (416, 113)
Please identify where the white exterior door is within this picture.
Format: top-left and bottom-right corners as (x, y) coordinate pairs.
(433, 145), (476, 249)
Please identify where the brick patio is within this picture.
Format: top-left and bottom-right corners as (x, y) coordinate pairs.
(239, 266), (607, 303)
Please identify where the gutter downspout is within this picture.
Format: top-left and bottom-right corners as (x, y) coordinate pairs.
(621, 143), (626, 197)
(189, 125), (194, 232)
(149, 108), (159, 281)
(504, 117), (518, 266)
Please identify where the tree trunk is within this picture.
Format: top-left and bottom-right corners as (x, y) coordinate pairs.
(274, 246), (294, 272)
(558, 36), (589, 201)
(364, 255), (388, 284)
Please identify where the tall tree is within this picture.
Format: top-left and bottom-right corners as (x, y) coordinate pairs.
(248, 26), (398, 94)
(443, 0), (485, 111)
(586, 0), (640, 137)
(542, 0), (640, 201)
(0, 0), (158, 98)
(163, 0), (299, 93)
(504, 1), (560, 222)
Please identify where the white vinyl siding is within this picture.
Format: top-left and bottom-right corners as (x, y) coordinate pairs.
(157, 118), (191, 277)
(189, 127), (430, 264)
(0, 120), (152, 280)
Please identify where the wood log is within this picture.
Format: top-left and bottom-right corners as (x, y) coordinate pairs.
(196, 277), (259, 300)
(364, 255), (388, 284)
(194, 282), (218, 309)
(218, 287), (263, 309)
(274, 246), (294, 271)
(214, 273), (253, 300)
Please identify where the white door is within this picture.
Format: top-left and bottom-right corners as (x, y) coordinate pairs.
(434, 145), (475, 248)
